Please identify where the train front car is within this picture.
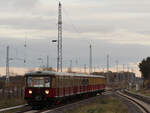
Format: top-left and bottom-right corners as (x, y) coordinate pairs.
(24, 71), (55, 107)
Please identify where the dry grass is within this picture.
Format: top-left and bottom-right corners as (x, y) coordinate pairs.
(1, 108), (24, 113)
(129, 88), (150, 97)
(0, 97), (26, 109)
(140, 89), (150, 96)
(65, 96), (128, 113)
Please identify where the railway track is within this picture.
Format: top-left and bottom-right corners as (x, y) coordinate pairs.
(0, 104), (29, 113)
(2, 89), (150, 113)
(124, 90), (150, 104)
(19, 91), (112, 113)
(0, 91), (112, 113)
(116, 90), (150, 113)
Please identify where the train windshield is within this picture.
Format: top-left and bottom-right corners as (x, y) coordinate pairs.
(27, 77), (51, 88)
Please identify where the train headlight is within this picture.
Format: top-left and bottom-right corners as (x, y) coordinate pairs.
(45, 90), (49, 94)
(29, 90), (32, 94)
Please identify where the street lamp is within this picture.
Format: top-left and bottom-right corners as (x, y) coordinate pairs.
(52, 40), (58, 71)
(52, 40), (57, 43)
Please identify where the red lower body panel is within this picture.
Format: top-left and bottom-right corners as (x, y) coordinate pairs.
(54, 84), (105, 97)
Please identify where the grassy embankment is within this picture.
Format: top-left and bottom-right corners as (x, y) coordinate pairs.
(65, 96), (128, 113)
(129, 88), (150, 97)
(0, 97), (26, 109)
(0, 108), (25, 113)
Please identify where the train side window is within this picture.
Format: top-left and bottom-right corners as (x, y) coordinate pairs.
(56, 76), (58, 88)
(45, 77), (50, 87)
(27, 77), (32, 87)
(68, 77), (71, 87)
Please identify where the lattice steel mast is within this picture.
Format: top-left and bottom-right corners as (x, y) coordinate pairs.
(57, 2), (63, 72)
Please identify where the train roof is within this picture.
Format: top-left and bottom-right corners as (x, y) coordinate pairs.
(25, 71), (105, 78)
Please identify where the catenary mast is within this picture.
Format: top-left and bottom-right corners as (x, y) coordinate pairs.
(89, 44), (92, 74)
(57, 2), (63, 72)
(6, 46), (9, 83)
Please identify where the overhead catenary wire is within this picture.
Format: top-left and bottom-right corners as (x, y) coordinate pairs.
(63, 7), (81, 35)
(63, 5), (89, 71)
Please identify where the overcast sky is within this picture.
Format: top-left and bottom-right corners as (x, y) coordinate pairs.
(0, 0), (150, 76)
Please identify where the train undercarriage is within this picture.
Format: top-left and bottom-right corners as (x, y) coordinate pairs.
(25, 89), (105, 108)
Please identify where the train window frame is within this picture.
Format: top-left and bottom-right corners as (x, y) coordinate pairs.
(26, 76), (52, 88)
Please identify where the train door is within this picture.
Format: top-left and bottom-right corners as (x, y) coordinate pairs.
(56, 76), (59, 97)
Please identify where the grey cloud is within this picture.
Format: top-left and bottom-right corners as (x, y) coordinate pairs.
(13, 0), (38, 8)
(0, 0), (39, 11)
(0, 0), (150, 36)
(63, 0), (150, 15)
(0, 16), (57, 30)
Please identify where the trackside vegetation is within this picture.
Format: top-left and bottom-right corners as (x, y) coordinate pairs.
(139, 57), (150, 88)
(65, 96), (128, 113)
(0, 97), (26, 108)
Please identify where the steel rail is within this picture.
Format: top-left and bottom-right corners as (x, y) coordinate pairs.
(0, 104), (28, 112)
(116, 91), (150, 113)
(23, 91), (112, 113)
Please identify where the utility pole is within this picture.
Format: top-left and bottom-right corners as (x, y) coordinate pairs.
(116, 60), (119, 82)
(131, 68), (134, 73)
(47, 56), (49, 69)
(101, 65), (105, 72)
(6, 46), (9, 84)
(127, 64), (130, 72)
(57, 2), (63, 72)
(24, 36), (27, 63)
(94, 67), (96, 72)
(70, 60), (72, 72)
(97, 66), (101, 72)
(89, 44), (92, 74)
(107, 54), (110, 84)
(84, 64), (86, 73)
(75, 58), (78, 71)
(107, 54), (109, 72)
(116, 60), (119, 72)
(123, 64), (125, 72)
(103, 67), (105, 72)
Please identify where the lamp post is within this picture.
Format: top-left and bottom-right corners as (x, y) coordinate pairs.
(52, 40), (58, 71)
(6, 46), (14, 84)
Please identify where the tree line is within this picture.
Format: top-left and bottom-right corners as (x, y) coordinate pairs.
(139, 57), (150, 88)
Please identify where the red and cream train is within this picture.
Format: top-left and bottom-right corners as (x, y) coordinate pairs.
(24, 71), (106, 106)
